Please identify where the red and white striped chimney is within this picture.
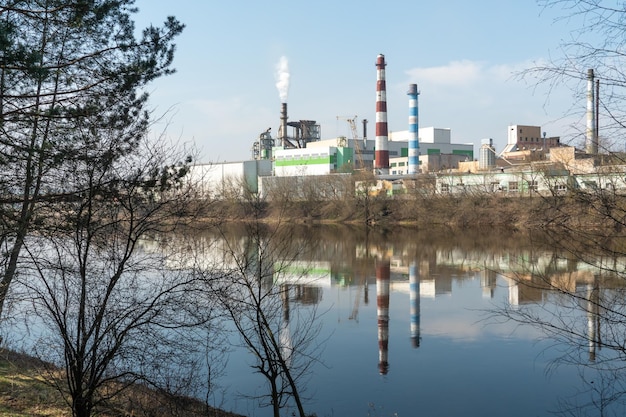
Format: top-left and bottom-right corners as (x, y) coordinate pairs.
(375, 54), (389, 175)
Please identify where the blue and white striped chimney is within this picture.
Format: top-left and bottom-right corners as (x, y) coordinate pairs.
(407, 84), (420, 175)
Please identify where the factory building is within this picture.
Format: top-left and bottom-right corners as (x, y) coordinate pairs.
(190, 54), (599, 200)
(273, 146), (353, 176)
(389, 127), (473, 158)
(204, 123), (476, 189)
(479, 138), (497, 170)
(501, 124), (561, 160)
(188, 159), (272, 199)
(298, 127), (474, 176)
(390, 154), (471, 175)
(250, 53), (474, 179)
(386, 128), (474, 175)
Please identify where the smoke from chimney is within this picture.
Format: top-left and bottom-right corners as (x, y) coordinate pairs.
(275, 56), (290, 103)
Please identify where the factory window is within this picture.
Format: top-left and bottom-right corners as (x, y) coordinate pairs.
(508, 181), (519, 192)
(391, 162), (397, 167)
(441, 183), (449, 193)
(392, 170), (397, 175)
(528, 180), (538, 192)
(399, 162), (405, 166)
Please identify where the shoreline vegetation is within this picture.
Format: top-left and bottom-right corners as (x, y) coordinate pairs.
(202, 191), (608, 230)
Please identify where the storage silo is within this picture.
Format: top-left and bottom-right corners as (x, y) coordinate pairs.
(479, 138), (496, 170)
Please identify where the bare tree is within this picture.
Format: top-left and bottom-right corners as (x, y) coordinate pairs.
(207, 192), (323, 417)
(523, 0), (626, 150)
(6, 129), (223, 417)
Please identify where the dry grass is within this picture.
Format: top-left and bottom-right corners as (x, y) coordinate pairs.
(0, 350), (67, 417)
(0, 349), (245, 417)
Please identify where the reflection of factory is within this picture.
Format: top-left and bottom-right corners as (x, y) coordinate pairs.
(160, 224), (626, 375)
(276, 242), (626, 374)
(174, 227), (626, 376)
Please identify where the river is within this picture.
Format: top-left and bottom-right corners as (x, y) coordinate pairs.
(4, 224), (623, 417)
(205, 225), (622, 417)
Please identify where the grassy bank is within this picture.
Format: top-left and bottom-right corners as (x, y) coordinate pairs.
(0, 349), (244, 417)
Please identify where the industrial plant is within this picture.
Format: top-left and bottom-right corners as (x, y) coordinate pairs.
(189, 54), (618, 200)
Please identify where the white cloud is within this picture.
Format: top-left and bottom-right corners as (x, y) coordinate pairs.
(394, 59), (579, 148)
(406, 60), (484, 87)
(405, 59), (550, 89)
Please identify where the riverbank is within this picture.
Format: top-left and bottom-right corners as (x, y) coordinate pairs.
(0, 349), (245, 417)
(201, 193), (577, 229)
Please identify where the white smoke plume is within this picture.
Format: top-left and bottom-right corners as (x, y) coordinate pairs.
(275, 56), (290, 103)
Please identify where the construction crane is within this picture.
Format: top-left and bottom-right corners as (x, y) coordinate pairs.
(337, 115), (365, 170)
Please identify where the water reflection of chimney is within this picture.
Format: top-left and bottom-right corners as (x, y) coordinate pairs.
(409, 262), (421, 348)
(280, 284), (293, 367)
(480, 268), (497, 299)
(376, 258), (391, 375)
(281, 284), (290, 322)
(587, 276), (601, 362)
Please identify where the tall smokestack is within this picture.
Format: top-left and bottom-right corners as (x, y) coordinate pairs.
(280, 102), (288, 147)
(362, 119), (368, 150)
(407, 84), (420, 175)
(375, 54), (389, 175)
(586, 69), (597, 154)
(275, 56), (290, 148)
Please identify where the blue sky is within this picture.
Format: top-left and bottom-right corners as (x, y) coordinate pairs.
(133, 0), (587, 163)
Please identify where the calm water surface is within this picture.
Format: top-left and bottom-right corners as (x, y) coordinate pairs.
(4, 225), (612, 417)
(212, 227), (601, 417)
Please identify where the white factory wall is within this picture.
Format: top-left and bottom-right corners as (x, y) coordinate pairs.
(188, 159), (272, 198)
(391, 129), (473, 156)
(390, 127), (452, 144)
(395, 128), (473, 156)
(390, 154), (471, 175)
(435, 169), (572, 195)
